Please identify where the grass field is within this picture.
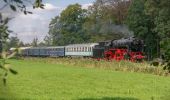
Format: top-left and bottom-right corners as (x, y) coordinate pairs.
(0, 59), (170, 100)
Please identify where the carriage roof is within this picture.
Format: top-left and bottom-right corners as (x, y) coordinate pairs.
(28, 46), (65, 49)
(65, 43), (98, 48)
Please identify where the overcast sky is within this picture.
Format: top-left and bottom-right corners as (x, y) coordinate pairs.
(1, 0), (95, 43)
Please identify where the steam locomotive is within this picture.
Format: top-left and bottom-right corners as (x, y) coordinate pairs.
(17, 37), (145, 62)
(93, 37), (145, 61)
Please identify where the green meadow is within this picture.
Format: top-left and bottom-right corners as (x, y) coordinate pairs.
(0, 59), (170, 100)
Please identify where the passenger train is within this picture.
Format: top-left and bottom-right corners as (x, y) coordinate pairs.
(16, 37), (145, 62)
(20, 43), (98, 57)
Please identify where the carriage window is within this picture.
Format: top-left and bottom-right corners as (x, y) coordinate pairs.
(79, 47), (81, 52)
(78, 47), (79, 52)
(82, 47), (84, 52)
(75, 47), (77, 52)
(81, 47), (83, 52)
(85, 47), (87, 52)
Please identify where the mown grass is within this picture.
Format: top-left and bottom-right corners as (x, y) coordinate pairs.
(0, 58), (170, 100)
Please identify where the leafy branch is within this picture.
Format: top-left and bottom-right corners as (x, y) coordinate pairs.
(1, 0), (44, 14)
(0, 50), (18, 86)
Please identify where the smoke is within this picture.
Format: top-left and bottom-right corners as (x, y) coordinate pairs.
(99, 23), (134, 38)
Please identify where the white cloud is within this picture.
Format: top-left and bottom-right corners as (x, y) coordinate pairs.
(44, 3), (62, 11)
(2, 2), (93, 43)
(82, 3), (92, 9)
(7, 3), (63, 43)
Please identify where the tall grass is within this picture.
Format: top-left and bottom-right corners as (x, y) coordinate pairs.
(22, 57), (169, 76)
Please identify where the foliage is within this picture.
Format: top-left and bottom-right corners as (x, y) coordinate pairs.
(0, 14), (11, 52)
(0, 50), (18, 86)
(43, 35), (52, 46)
(48, 1), (132, 45)
(83, 0), (132, 42)
(126, 0), (158, 60)
(1, 59), (170, 99)
(145, 0), (170, 69)
(126, 0), (170, 71)
(31, 37), (38, 47)
(0, 0), (44, 12)
(6, 36), (20, 50)
(48, 4), (89, 45)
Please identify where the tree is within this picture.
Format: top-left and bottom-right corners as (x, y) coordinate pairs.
(83, 0), (132, 42)
(104, 0), (131, 24)
(6, 36), (20, 50)
(126, 0), (158, 60)
(144, 0), (170, 69)
(44, 35), (52, 46)
(32, 37), (38, 47)
(48, 16), (64, 45)
(48, 4), (89, 45)
(0, 13), (11, 53)
(18, 41), (25, 47)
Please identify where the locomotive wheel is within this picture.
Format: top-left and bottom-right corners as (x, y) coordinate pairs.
(124, 53), (130, 60)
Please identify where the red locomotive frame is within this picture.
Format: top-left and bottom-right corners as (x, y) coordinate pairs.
(104, 48), (145, 62)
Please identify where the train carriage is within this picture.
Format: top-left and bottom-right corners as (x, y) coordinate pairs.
(39, 47), (49, 56)
(21, 47), (31, 56)
(47, 46), (65, 57)
(28, 48), (40, 56)
(10, 47), (31, 56)
(20, 46), (65, 57)
(65, 43), (98, 57)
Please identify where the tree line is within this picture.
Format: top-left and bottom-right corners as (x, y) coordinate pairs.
(48, 0), (170, 62)
(48, 0), (132, 46)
